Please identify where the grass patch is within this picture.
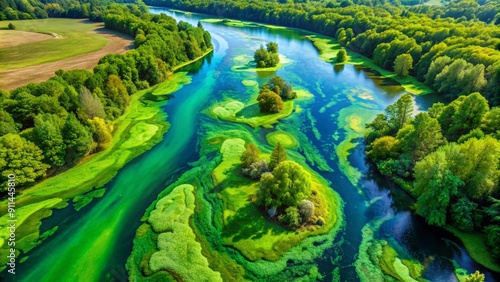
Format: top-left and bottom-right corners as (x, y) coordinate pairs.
(147, 185), (222, 281)
(210, 99), (295, 128)
(266, 131), (299, 149)
(72, 188), (106, 211)
(120, 123), (159, 149)
(305, 34), (432, 95)
(151, 72), (192, 96)
(0, 19), (109, 70)
(445, 225), (500, 273)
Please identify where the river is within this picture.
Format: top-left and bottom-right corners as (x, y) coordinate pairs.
(5, 7), (499, 282)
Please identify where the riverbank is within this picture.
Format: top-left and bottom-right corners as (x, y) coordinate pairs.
(0, 51), (211, 272)
(305, 34), (432, 96)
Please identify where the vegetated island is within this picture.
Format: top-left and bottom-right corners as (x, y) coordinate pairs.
(127, 61), (343, 280)
(0, 3), (213, 271)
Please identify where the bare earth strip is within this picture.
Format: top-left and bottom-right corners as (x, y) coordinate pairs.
(0, 30), (54, 48)
(0, 29), (134, 91)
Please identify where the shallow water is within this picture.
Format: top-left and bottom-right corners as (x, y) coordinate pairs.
(5, 8), (499, 281)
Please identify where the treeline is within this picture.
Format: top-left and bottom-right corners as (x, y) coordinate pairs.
(0, 0), (136, 21)
(365, 93), (500, 258)
(410, 0), (500, 24)
(0, 4), (212, 192)
(144, 0), (500, 105)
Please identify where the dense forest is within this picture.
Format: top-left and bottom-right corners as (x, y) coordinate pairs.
(365, 92), (500, 258)
(0, 0), (135, 21)
(0, 3), (212, 192)
(144, 0), (500, 105)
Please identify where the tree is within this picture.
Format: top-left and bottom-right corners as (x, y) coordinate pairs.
(257, 89), (284, 113)
(8, 23), (15, 30)
(414, 146), (463, 227)
(264, 76), (296, 100)
(0, 109), (18, 135)
(269, 142), (287, 170)
(240, 143), (260, 168)
(266, 42), (278, 53)
(385, 94), (414, 133)
(367, 136), (400, 163)
(446, 93), (489, 141)
(62, 113), (93, 165)
(299, 199), (315, 222)
(88, 117), (112, 151)
(254, 42), (280, 68)
(400, 112), (445, 164)
(464, 271), (485, 282)
(394, 54), (413, 76)
(481, 107), (500, 135)
(257, 161), (311, 209)
(0, 134), (49, 189)
(254, 45), (270, 68)
(450, 196), (477, 232)
(337, 49), (347, 62)
(80, 87), (105, 119)
(32, 114), (66, 167)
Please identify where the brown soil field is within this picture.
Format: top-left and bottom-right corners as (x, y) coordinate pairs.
(0, 30), (56, 48)
(0, 28), (133, 91)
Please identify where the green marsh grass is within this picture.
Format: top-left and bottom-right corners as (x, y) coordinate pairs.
(266, 131), (299, 149)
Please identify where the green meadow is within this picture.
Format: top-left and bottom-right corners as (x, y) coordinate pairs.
(0, 19), (111, 70)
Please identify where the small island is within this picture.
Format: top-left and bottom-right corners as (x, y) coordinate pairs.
(254, 42), (280, 68)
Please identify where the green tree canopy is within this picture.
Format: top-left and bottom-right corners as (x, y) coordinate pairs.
(257, 89), (284, 113)
(240, 143), (260, 168)
(394, 53), (413, 76)
(32, 114), (66, 167)
(385, 93), (414, 133)
(257, 160), (311, 210)
(0, 134), (49, 189)
(62, 113), (93, 165)
(269, 142), (287, 170)
(337, 49), (347, 63)
(263, 76), (296, 100)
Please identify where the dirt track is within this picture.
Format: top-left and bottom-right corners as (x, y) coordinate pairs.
(0, 28), (133, 91)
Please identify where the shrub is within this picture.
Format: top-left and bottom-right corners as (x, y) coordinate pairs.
(243, 160), (269, 179)
(279, 206), (301, 228)
(337, 49), (347, 62)
(299, 200), (315, 222)
(8, 23), (15, 30)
